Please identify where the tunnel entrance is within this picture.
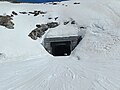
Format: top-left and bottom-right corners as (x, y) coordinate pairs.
(51, 41), (71, 56)
(43, 36), (82, 56)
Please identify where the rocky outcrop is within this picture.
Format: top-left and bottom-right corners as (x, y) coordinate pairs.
(19, 10), (47, 16)
(74, 2), (80, 4)
(28, 22), (59, 40)
(0, 15), (14, 29)
(49, 2), (59, 5)
(28, 24), (48, 40)
(63, 19), (76, 25)
(29, 10), (46, 16)
(12, 11), (18, 15)
(47, 22), (59, 28)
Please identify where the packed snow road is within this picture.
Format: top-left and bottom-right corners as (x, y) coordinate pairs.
(0, 56), (120, 90)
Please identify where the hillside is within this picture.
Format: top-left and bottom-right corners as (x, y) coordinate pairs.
(0, 0), (120, 90)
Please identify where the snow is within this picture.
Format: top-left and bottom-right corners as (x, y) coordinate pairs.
(0, 0), (120, 90)
(46, 23), (79, 38)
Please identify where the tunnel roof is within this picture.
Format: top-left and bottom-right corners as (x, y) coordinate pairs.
(46, 24), (79, 38)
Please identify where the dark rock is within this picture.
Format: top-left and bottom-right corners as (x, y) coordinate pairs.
(19, 12), (27, 14)
(39, 11), (47, 14)
(12, 11), (18, 15)
(11, 14), (14, 17)
(48, 17), (52, 20)
(28, 12), (34, 14)
(28, 11), (47, 16)
(0, 15), (14, 29)
(28, 30), (38, 40)
(64, 21), (69, 25)
(42, 15), (44, 17)
(55, 17), (58, 20)
(37, 30), (45, 38)
(71, 20), (75, 24)
(76, 56), (80, 60)
(5, 21), (14, 29)
(36, 24), (41, 28)
(74, 2), (80, 4)
(29, 22), (59, 40)
(47, 22), (59, 28)
(28, 24), (49, 40)
(49, 2), (58, 5)
(80, 26), (86, 29)
(34, 13), (39, 16)
(52, 2), (58, 5)
(40, 24), (49, 31)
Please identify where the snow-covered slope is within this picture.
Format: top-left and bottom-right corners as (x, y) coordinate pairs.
(0, 0), (120, 90)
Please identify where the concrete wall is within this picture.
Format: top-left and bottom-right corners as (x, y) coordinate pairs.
(43, 36), (82, 54)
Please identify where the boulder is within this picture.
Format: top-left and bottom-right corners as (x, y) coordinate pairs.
(28, 28), (39, 40)
(28, 10), (47, 16)
(47, 22), (59, 28)
(28, 24), (49, 40)
(64, 21), (69, 25)
(71, 20), (76, 24)
(0, 15), (14, 29)
(36, 24), (41, 28)
(48, 17), (52, 20)
(29, 22), (59, 40)
(55, 17), (58, 20)
(74, 2), (80, 4)
(19, 12), (27, 14)
(12, 11), (18, 15)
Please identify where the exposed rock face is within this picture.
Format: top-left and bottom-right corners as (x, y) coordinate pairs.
(0, 15), (14, 29)
(71, 20), (75, 24)
(19, 12), (27, 14)
(12, 11), (18, 15)
(63, 19), (76, 25)
(74, 2), (80, 4)
(47, 22), (59, 28)
(19, 10), (47, 16)
(28, 11), (47, 16)
(28, 24), (49, 40)
(64, 21), (69, 25)
(28, 22), (59, 40)
(55, 17), (58, 20)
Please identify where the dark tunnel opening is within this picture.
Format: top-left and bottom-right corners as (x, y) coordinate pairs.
(51, 41), (71, 56)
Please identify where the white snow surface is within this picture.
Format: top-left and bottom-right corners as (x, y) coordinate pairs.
(46, 23), (79, 38)
(0, 0), (120, 90)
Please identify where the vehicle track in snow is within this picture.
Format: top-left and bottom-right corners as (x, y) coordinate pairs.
(0, 54), (120, 90)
